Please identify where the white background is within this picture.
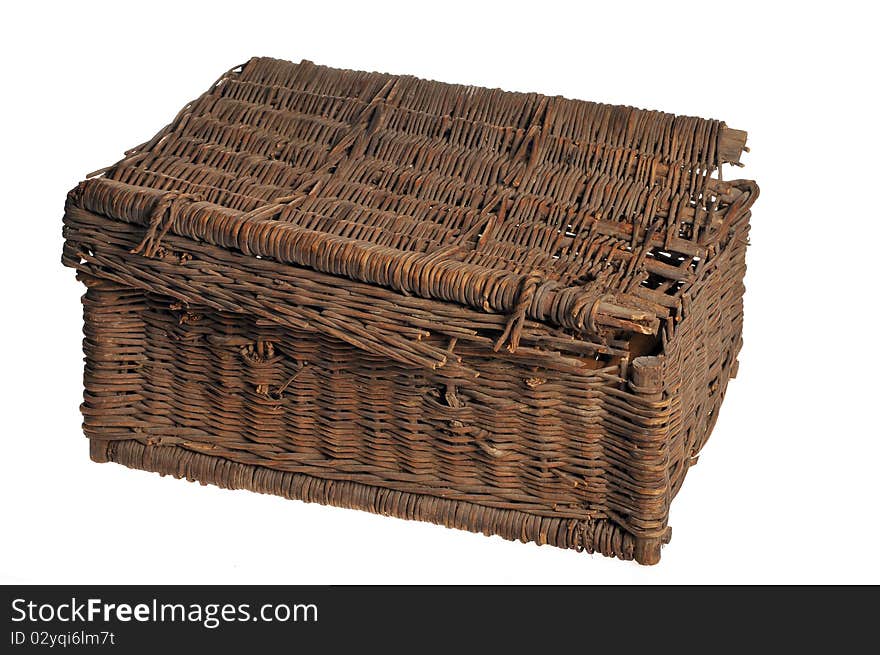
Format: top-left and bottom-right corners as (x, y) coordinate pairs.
(2, 0), (877, 584)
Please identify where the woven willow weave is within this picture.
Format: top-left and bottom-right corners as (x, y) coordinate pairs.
(62, 57), (758, 564)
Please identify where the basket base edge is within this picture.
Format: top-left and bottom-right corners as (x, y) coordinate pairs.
(89, 438), (670, 565)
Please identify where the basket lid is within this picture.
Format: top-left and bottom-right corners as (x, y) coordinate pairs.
(68, 57), (756, 356)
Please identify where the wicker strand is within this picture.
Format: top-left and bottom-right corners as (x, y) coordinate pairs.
(493, 272), (542, 353)
(131, 192), (200, 258)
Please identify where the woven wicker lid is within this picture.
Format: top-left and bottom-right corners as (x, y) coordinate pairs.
(70, 56), (757, 349)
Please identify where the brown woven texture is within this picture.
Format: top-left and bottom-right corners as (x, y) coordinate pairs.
(62, 57), (758, 564)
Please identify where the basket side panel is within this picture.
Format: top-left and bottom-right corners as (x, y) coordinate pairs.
(68, 210), (680, 564)
(80, 276), (150, 462)
(98, 292), (621, 515)
(78, 282), (664, 560)
(664, 212), (750, 496)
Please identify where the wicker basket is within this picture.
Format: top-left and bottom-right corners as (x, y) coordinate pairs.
(62, 57), (758, 564)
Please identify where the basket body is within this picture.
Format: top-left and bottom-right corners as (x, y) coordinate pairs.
(63, 57), (756, 564)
